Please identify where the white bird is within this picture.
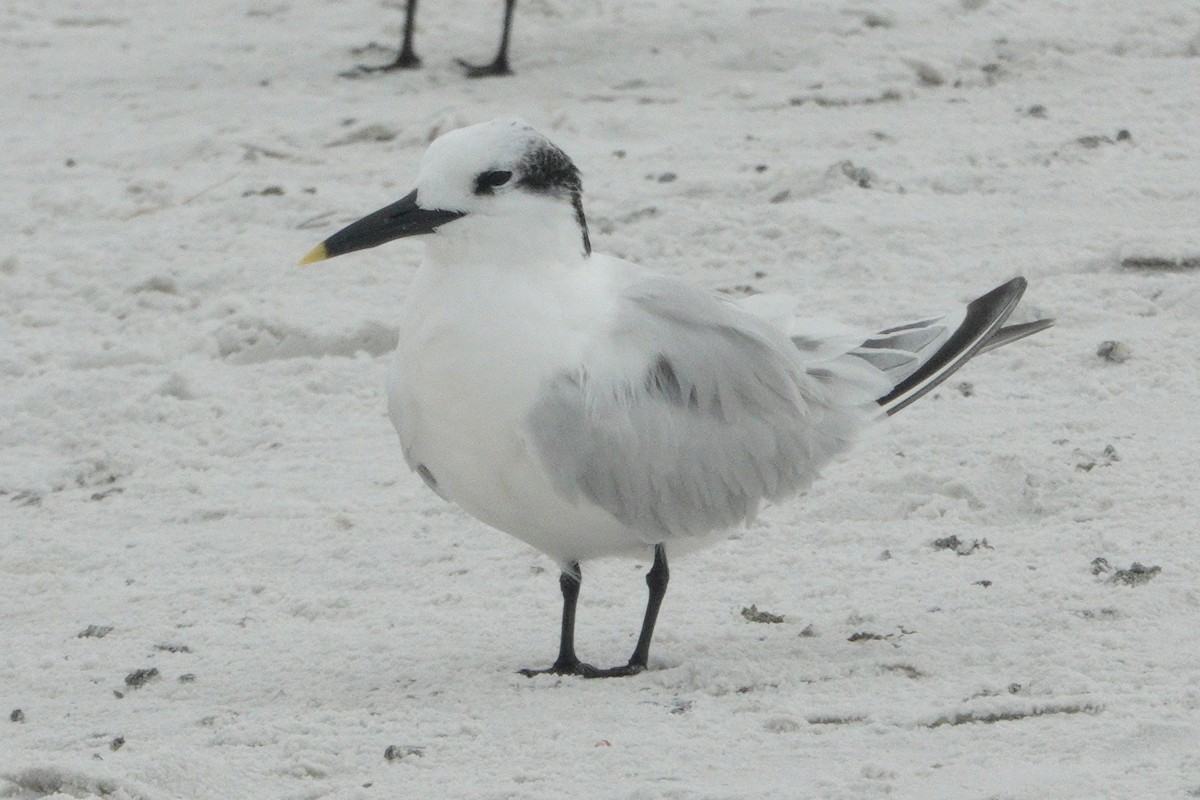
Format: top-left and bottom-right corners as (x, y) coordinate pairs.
(300, 118), (1052, 678)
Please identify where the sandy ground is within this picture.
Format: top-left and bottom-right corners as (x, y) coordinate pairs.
(3, 0), (1200, 797)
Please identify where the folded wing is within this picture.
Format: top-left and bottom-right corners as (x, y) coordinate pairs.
(528, 275), (1051, 542)
(528, 277), (884, 540)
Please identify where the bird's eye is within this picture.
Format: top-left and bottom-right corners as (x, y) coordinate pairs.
(475, 170), (513, 194)
(483, 170), (512, 186)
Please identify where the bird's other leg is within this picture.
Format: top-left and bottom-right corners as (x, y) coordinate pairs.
(629, 544), (670, 670)
(519, 562), (594, 676)
(583, 544), (669, 679)
(456, 0), (516, 77)
(359, 0), (422, 72)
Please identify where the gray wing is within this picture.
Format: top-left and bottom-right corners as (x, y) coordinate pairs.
(527, 276), (877, 541)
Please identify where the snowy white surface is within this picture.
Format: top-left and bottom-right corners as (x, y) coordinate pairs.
(4, 1), (1200, 797)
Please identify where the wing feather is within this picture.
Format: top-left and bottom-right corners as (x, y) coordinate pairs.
(528, 276), (879, 540)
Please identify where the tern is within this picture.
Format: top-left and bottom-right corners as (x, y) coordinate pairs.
(301, 119), (1052, 678)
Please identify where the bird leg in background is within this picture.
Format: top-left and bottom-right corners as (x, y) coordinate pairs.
(360, 0), (422, 72)
(456, 0), (516, 77)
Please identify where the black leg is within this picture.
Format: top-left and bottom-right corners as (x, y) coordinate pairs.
(629, 544), (670, 669)
(520, 546), (670, 679)
(519, 563), (592, 676)
(581, 544), (669, 678)
(456, 0), (516, 77)
(359, 0), (422, 72)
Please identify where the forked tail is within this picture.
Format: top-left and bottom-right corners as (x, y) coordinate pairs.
(849, 277), (1053, 416)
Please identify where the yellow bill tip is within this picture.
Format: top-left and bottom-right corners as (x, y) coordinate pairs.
(298, 243), (328, 266)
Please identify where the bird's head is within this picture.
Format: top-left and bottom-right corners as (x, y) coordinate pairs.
(300, 118), (590, 267)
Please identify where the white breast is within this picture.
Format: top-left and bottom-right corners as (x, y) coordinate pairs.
(388, 256), (646, 565)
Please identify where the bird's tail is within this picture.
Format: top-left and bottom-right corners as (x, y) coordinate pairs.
(847, 277), (1052, 417)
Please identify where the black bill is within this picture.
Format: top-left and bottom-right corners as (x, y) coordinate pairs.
(300, 189), (465, 264)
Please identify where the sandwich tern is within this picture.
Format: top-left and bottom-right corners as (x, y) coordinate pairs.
(301, 118), (1052, 677)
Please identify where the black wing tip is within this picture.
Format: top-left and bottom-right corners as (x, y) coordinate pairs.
(877, 276), (1034, 416)
(975, 275), (1027, 310)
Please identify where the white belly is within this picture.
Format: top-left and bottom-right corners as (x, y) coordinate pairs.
(387, 264), (645, 565)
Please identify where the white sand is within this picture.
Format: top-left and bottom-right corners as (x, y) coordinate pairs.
(3, 1), (1199, 797)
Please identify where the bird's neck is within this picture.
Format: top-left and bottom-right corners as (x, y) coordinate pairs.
(423, 212), (589, 273)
